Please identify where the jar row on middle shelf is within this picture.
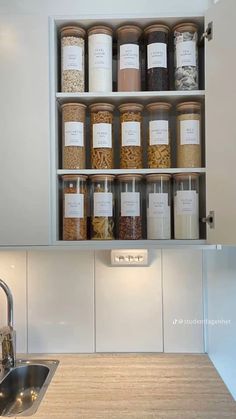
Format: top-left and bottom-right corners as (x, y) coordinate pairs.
(60, 100), (204, 170)
(60, 173), (205, 241)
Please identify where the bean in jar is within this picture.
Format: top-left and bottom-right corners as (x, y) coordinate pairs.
(118, 174), (143, 240)
(173, 22), (199, 91)
(119, 103), (143, 169)
(62, 103), (86, 169)
(90, 103), (114, 169)
(60, 26), (86, 93)
(146, 174), (171, 239)
(144, 24), (170, 91)
(117, 25), (142, 92)
(176, 101), (201, 168)
(62, 175), (87, 240)
(91, 175), (115, 240)
(173, 173), (200, 239)
(146, 102), (171, 168)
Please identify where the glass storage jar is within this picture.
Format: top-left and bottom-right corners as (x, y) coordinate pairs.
(60, 26), (86, 93)
(144, 24), (170, 91)
(146, 102), (171, 168)
(176, 101), (201, 168)
(117, 25), (142, 91)
(173, 173), (199, 239)
(88, 26), (113, 92)
(90, 175), (115, 240)
(146, 174), (171, 239)
(118, 174), (143, 240)
(62, 175), (88, 240)
(173, 22), (199, 91)
(119, 103), (143, 169)
(62, 103), (86, 169)
(90, 103), (114, 169)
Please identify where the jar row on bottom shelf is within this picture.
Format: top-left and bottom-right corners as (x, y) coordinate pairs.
(61, 173), (202, 241)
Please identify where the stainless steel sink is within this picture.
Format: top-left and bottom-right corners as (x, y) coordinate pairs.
(0, 359), (59, 417)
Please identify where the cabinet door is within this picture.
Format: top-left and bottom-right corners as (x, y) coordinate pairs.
(0, 15), (50, 245)
(206, 0), (236, 244)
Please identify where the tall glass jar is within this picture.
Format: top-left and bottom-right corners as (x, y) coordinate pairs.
(117, 25), (142, 91)
(176, 101), (201, 168)
(173, 22), (199, 91)
(118, 174), (143, 240)
(173, 173), (199, 239)
(62, 175), (88, 240)
(146, 174), (171, 239)
(90, 175), (115, 240)
(62, 103), (86, 169)
(88, 26), (113, 92)
(146, 102), (171, 168)
(119, 103), (143, 169)
(60, 26), (86, 93)
(144, 24), (170, 91)
(90, 103), (114, 169)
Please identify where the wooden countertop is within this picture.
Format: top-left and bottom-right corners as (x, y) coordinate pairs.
(18, 354), (236, 419)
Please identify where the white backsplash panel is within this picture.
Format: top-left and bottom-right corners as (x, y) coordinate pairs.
(0, 251), (27, 353)
(95, 250), (163, 352)
(162, 249), (204, 353)
(27, 250), (94, 353)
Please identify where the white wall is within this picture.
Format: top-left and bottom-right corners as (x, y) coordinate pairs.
(0, 249), (204, 354)
(205, 247), (236, 400)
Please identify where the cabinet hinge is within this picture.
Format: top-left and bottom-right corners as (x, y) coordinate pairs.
(201, 22), (213, 42)
(202, 210), (215, 229)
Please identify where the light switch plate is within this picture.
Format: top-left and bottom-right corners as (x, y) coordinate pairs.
(110, 249), (148, 266)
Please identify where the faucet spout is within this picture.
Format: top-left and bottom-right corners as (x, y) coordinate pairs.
(0, 279), (15, 370)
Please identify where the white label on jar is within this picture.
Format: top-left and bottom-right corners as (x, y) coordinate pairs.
(63, 45), (82, 71)
(180, 120), (200, 145)
(94, 192), (113, 217)
(93, 123), (112, 148)
(64, 194), (84, 218)
(65, 122), (84, 147)
(121, 192), (140, 217)
(176, 190), (198, 215)
(120, 44), (139, 69)
(149, 120), (169, 145)
(90, 34), (111, 70)
(176, 40), (196, 67)
(147, 43), (167, 69)
(148, 193), (169, 217)
(122, 121), (141, 146)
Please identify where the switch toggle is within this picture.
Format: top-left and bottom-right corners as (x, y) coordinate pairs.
(111, 250), (148, 266)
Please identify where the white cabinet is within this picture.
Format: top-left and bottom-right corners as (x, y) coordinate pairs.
(0, 15), (51, 245)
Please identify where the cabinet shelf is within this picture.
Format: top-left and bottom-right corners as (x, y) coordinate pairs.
(57, 168), (206, 176)
(56, 90), (205, 105)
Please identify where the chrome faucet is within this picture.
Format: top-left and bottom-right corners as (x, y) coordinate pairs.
(0, 279), (15, 370)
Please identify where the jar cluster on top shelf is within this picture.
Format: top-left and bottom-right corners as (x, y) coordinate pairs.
(61, 101), (203, 170)
(61, 173), (202, 241)
(60, 21), (202, 92)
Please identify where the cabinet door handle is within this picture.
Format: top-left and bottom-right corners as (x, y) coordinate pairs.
(201, 210), (215, 229)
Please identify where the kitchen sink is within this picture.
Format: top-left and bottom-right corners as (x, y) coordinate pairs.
(0, 359), (59, 417)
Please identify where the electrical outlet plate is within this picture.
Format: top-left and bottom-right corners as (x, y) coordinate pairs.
(111, 250), (148, 266)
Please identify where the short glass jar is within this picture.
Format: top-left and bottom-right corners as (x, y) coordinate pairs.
(62, 175), (88, 240)
(118, 174), (143, 240)
(90, 103), (114, 169)
(90, 175), (115, 240)
(119, 103), (143, 169)
(176, 101), (201, 168)
(61, 103), (86, 169)
(146, 174), (171, 239)
(173, 22), (199, 91)
(60, 26), (86, 93)
(144, 24), (170, 91)
(173, 173), (199, 239)
(117, 25), (142, 92)
(146, 102), (171, 168)
(88, 26), (113, 92)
